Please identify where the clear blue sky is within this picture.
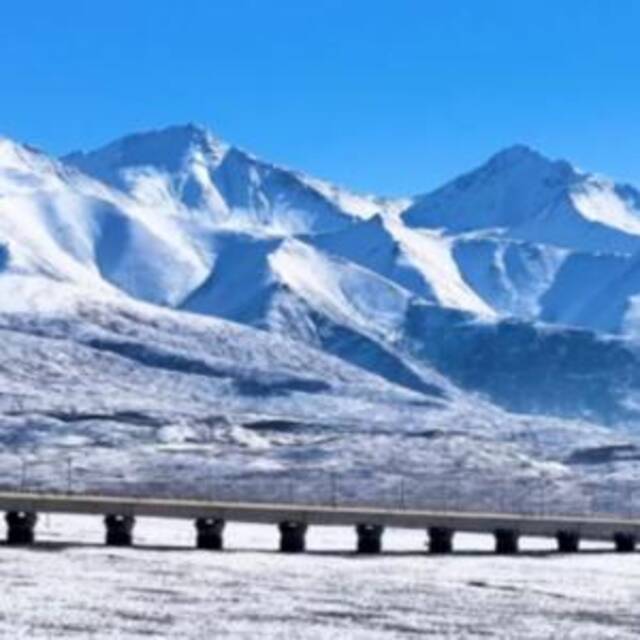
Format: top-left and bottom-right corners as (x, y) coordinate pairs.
(1, 0), (638, 195)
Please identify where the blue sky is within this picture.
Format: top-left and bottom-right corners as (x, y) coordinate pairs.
(1, 0), (638, 195)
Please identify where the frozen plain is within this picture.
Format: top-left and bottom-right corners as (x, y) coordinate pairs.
(0, 514), (639, 639)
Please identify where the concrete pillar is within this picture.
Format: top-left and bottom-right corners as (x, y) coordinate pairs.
(556, 530), (580, 553)
(279, 521), (307, 553)
(614, 532), (636, 553)
(5, 511), (37, 545)
(104, 514), (135, 546)
(495, 528), (519, 554)
(356, 524), (384, 554)
(428, 527), (454, 554)
(195, 518), (225, 550)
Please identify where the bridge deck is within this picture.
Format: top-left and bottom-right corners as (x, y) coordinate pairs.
(0, 491), (636, 541)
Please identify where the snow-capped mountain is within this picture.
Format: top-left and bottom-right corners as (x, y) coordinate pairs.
(64, 124), (402, 236)
(404, 145), (640, 334)
(405, 144), (640, 253)
(0, 125), (640, 442)
(3, 121), (640, 501)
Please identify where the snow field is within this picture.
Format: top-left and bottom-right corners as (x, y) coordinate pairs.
(0, 515), (637, 639)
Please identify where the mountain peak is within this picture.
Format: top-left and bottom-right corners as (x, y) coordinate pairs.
(149, 122), (224, 150)
(487, 143), (544, 164)
(428, 143), (580, 202)
(63, 123), (229, 179)
(0, 136), (47, 167)
(484, 144), (576, 177)
(404, 144), (638, 245)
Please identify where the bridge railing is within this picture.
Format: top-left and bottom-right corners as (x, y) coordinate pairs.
(0, 454), (636, 520)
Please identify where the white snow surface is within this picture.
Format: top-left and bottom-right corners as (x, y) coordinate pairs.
(0, 515), (639, 639)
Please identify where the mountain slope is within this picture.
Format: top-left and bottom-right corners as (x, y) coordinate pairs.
(181, 232), (450, 396)
(3, 126), (640, 427)
(310, 214), (495, 316)
(0, 136), (209, 306)
(1, 275), (635, 501)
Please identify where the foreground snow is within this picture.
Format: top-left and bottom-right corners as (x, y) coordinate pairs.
(0, 515), (638, 638)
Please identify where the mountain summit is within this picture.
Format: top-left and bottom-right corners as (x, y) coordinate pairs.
(65, 123), (228, 183)
(404, 144), (640, 253)
(65, 124), (398, 236)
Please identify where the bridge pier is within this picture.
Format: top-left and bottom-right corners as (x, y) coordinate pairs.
(428, 527), (454, 553)
(356, 524), (384, 553)
(556, 530), (580, 553)
(5, 511), (37, 545)
(494, 528), (519, 554)
(104, 514), (135, 546)
(195, 518), (225, 550)
(279, 521), (307, 553)
(614, 532), (636, 553)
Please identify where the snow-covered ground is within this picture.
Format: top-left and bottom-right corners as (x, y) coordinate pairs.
(0, 514), (638, 639)
(0, 281), (638, 515)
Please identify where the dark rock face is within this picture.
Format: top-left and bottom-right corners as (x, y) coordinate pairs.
(404, 303), (640, 425)
(566, 445), (640, 465)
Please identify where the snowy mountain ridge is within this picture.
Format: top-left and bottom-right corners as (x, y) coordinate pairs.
(65, 123), (405, 236)
(405, 144), (640, 252)
(2, 124), (640, 432)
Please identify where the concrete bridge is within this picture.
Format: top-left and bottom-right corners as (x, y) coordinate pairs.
(0, 491), (639, 554)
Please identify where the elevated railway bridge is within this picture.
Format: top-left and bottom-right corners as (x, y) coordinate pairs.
(0, 491), (639, 554)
